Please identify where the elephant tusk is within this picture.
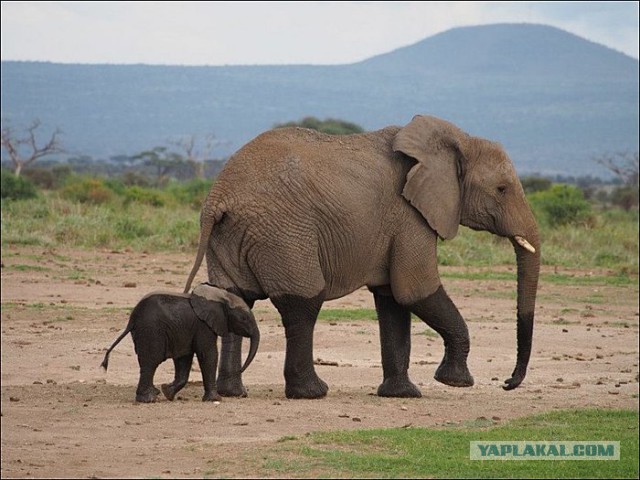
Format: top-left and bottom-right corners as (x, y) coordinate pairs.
(514, 236), (536, 254)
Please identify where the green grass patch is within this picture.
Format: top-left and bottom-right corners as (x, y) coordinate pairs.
(1, 191), (200, 251)
(260, 409), (638, 478)
(441, 270), (636, 287)
(541, 273), (636, 287)
(318, 309), (377, 322)
(2, 182), (637, 274)
(7, 263), (50, 272)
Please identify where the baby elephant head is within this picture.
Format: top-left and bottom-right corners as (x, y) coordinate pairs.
(190, 284), (260, 373)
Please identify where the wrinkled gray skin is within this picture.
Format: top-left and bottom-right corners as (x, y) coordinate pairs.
(101, 284), (260, 403)
(185, 114), (540, 399)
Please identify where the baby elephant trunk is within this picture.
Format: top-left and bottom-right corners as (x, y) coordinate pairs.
(240, 328), (260, 373)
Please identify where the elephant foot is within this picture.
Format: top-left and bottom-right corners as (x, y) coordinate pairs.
(136, 389), (159, 403)
(434, 359), (474, 387)
(202, 390), (222, 402)
(217, 375), (248, 398)
(377, 375), (422, 398)
(161, 383), (177, 401)
(285, 376), (329, 399)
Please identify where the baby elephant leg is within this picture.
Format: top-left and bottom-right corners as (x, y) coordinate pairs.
(136, 363), (161, 403)
(161, 355), (193, 401)
(197, 339), (221, 402)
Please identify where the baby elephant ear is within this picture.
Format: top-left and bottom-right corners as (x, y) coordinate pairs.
(190, 284), (229, 336)
(393, 115), (466, 240)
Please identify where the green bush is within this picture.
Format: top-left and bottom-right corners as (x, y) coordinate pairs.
(60, 177), (114, 204)
(22, 165), (73, 190)
(114, 216), (152, 240)
(274, 116), (365, 135)
(520, 176), (552, 194)
(609, 185), (639, 211)
(120, 171), (152, 187)
(1, 169), (38, 200)
(528, 184), (593, 227)
(164, 178), (211, 209)
(122, 185), (166, 207)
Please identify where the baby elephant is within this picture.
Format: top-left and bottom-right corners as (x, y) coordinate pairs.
(101, 283), (260, 403)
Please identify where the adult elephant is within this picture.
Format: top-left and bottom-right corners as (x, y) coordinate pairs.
(184, 114), (540, 399)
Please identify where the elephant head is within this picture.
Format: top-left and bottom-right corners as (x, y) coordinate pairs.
(393, 115), (540, 390)
(190, 283), (260, 373)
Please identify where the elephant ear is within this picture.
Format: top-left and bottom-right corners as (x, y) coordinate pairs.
(190, 284), (229, 336)
(393, 115), (467, 240)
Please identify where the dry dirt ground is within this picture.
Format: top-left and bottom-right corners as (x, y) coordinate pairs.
(1, 245), (638, 478)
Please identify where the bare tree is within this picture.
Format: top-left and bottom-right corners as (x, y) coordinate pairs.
(169, 133), (227, 179)
(595, 151), (639, 186)
(1, 119), (64, 176)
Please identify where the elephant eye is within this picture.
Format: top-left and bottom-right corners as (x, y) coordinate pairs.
(497, 186), (507, 195)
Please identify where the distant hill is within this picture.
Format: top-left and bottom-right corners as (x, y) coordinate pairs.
(1, 23), (638, 178)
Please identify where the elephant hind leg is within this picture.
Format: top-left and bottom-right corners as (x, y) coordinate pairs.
(409, 286), (474, 387)
(136, 363), (161, 403)
(371, 287), (422, 398)
(271, 292), (328, 399)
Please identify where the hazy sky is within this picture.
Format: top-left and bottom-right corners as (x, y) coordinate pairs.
(1, 1), (638, 66)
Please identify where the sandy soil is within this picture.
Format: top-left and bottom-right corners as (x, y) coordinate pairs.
(1, 245), (638, 478)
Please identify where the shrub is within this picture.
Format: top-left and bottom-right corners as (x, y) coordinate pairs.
(274, 117), (365, 135)
(114, 217), (152, 240)
(22, 165), (73, 190)
(1, 169), (38, 200)
(520, 176), (552, 194)
(122, 185), (166, 207)
(60, 177), (114, 204)
(528, 184), (593, 227)
(121, 171), (152, 187)
(609, 185), (639, 211)
(23, 168), (56, 189)
(165, 178), (211, 209)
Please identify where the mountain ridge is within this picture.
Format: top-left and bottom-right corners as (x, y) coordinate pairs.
(1, 23), (638, 178)
(358, 23), (637, 75)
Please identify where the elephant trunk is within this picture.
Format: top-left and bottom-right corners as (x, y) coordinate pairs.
(505, 228), (540, 390)
(240, 329), (260, 373)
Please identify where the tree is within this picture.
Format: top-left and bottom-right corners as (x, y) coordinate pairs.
(132, 147), (186, 186)
(1, 119), (64, 176)
(595, 151), (639, 186)
(274, 116), (364, 135)
(168, 134), (228, 179)
(594, 151), (639, 211)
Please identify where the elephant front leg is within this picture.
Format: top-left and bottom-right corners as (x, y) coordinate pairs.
(197, 342), (222, 402)
(372, 288), (422, 398)
(217, 334), (247, 397)
(272, 293), (328, 399)
(410, 286), (474, 387)
(161, 355), (193, 401)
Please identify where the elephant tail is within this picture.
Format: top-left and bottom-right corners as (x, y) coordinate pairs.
(100, 322), (134, 371)
(184, 198), (225, 294)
